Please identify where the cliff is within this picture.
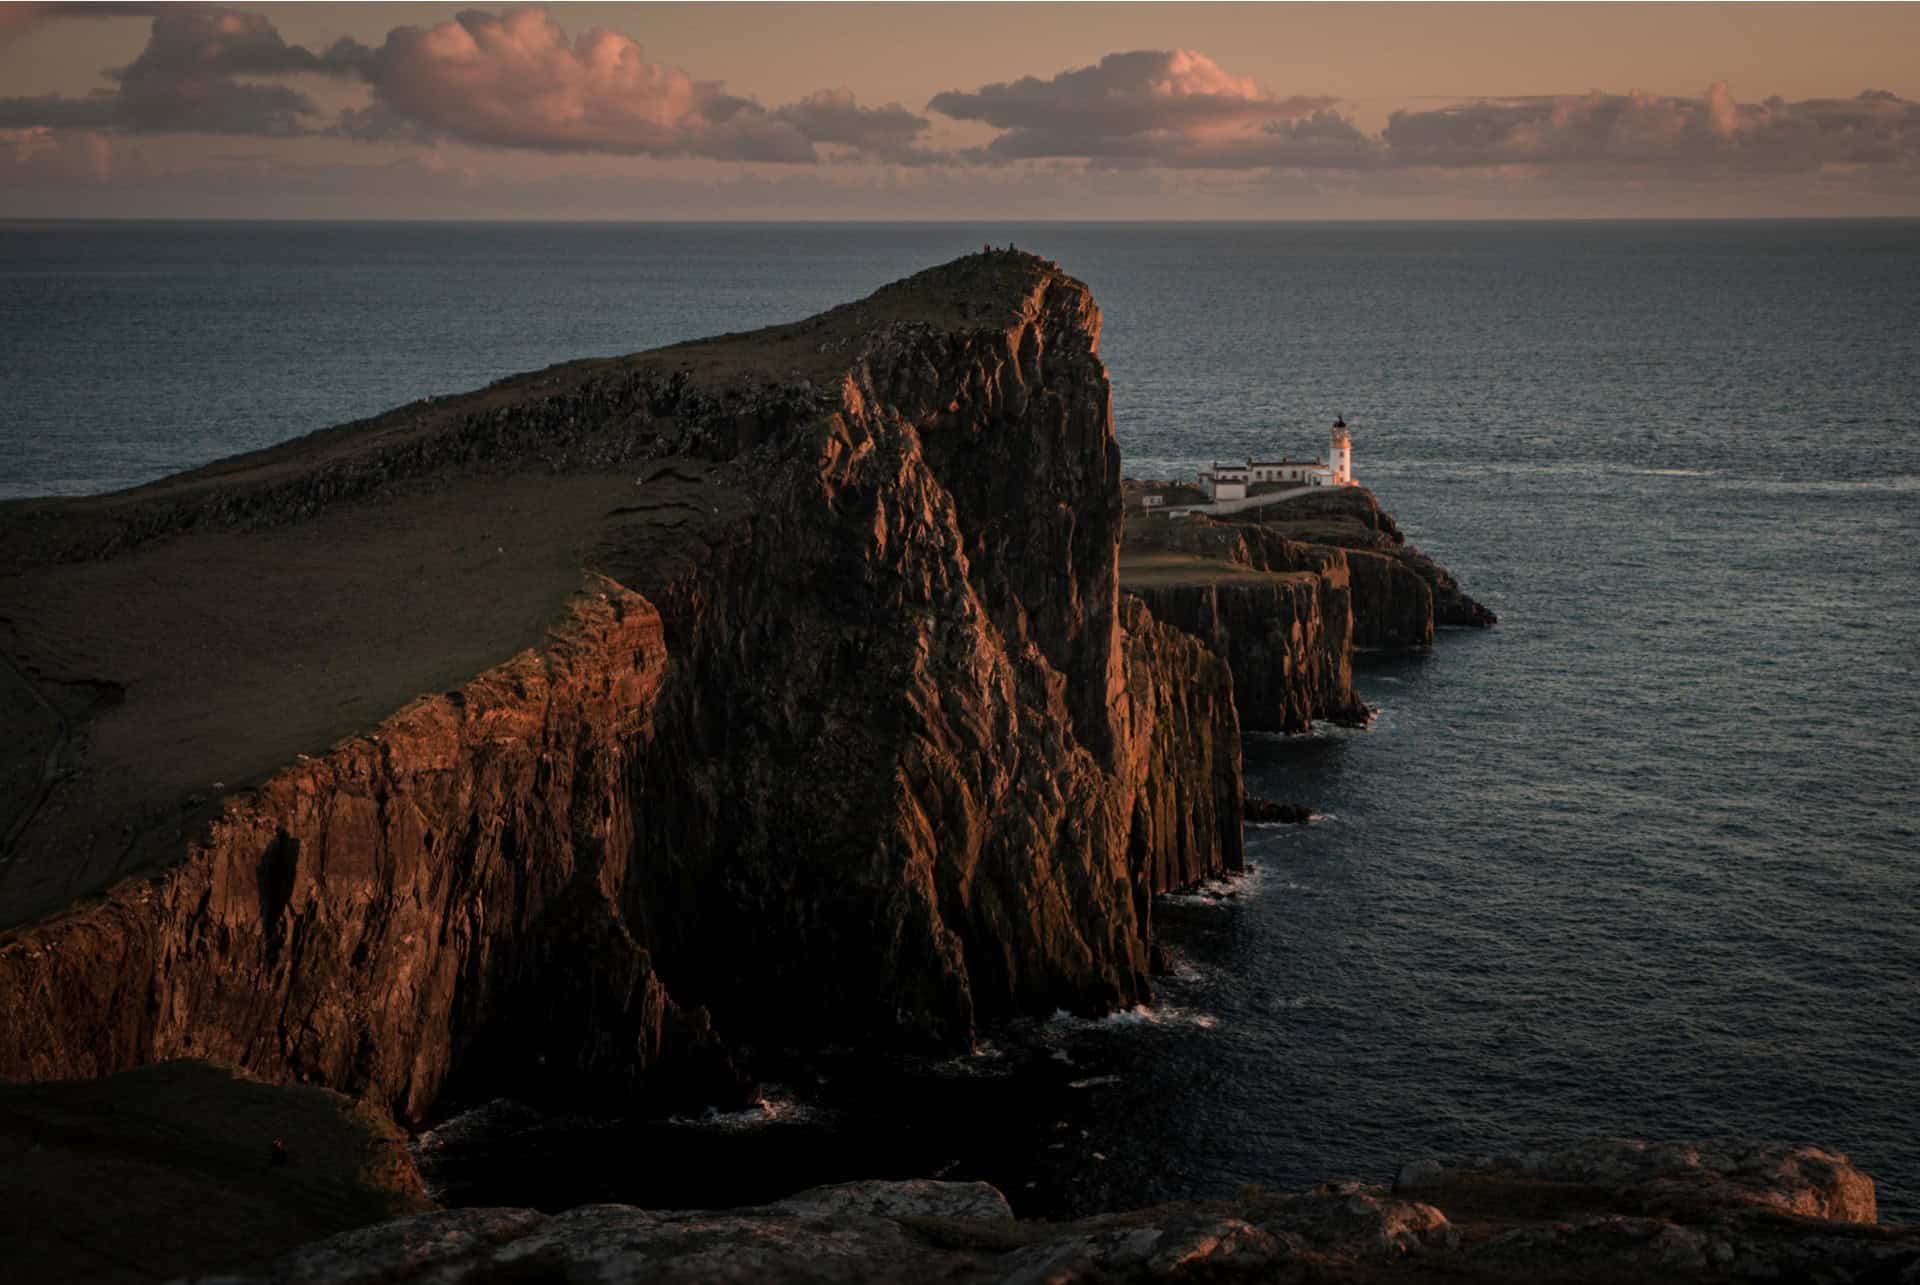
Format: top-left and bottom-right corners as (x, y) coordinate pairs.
(0, 252), (1240, 1122)
(1127, 573), (1366, 734)
(1119, 595), (1244, 902)
(1228, 485), (1498, 630)
(1114, 478), (1502, 738)
(1119, 514), (1378, 733)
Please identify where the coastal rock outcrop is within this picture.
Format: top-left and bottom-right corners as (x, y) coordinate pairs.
(208, 1178), (1458, 1284)
(1222, 485), (1497, 630)
(1130, 575), (1367, 734)
(1245, 796), (1312, 824)
(0, 252), (1243, 1121)
(211, 1141), (1917, 1285)
(1120, 516), (1371, 732)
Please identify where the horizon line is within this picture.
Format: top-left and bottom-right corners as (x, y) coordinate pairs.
(6, 214), (1920, 226)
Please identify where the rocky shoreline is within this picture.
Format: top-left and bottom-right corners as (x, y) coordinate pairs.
(206, 1139), (1919, 1284)
(7, 252), (1904, 1282)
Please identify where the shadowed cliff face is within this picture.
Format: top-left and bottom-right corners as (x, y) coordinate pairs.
(0, 253), (1238, 1120)
(1119, 517), (1376, 733)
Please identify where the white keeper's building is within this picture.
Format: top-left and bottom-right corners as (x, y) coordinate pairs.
(1201, 419), (1355, 502)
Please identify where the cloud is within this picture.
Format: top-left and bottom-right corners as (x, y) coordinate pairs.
(775, 88), (938, 164)
(1, 124), (114, 180)
(340, 7), (936, 163)
(0, 5), (362, 136)
(3, 9), (1916, 190)
(0, 2), (166, 45)
(344, 8), (802, 159)
(2, 4), (937, 163)
(929, 49), (1345, 167)
(1381, 85), (1920, 173)
(0, 92), (115, 128)
(927, 53), (1918, 177)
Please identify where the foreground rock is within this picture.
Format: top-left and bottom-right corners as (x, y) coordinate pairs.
(0, 1061), (430, 1284)
(210, 1142), (1919, 1285)
(204, 1178), (1453, 1284)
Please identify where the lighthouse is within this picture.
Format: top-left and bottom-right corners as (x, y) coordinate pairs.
(1330, 416), (1353, 486)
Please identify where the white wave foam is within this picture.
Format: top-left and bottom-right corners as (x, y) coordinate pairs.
(1152, 945), (1211, 984)
(1067, 1074), (1122, 1089)
(1047, 1004), (1221, 1033)
(666, 1086), (820, 1131)
(927, 1038), (1015, 1079)
(1159, 859), (1268, 907)
(413, 1098), (539, 1155)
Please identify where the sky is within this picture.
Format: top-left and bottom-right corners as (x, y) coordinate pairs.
(3, 1), (1919, 219)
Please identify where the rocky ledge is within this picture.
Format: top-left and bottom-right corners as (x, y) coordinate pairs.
(209, 1141), (1917, 1284)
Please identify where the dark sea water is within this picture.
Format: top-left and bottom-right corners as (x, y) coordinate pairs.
(4, 221), (1918, 1219)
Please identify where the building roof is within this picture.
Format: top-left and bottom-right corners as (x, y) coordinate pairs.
(1249, 458), (1325, 467)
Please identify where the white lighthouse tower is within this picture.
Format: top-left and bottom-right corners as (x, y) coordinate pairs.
(1330, 416), (1353, 486)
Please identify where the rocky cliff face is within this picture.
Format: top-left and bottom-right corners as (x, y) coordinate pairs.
(1120, 517), (1378, 733)
(0, 253), (1244, 1122)
(0, 585), (742, 1122)
(1343, 548), (1436, 649)
(1129, 575), (1367, 735)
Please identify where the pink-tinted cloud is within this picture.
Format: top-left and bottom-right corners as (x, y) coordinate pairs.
(4, 8), (1917, 188)
(342, 8), (935, 163)
(929, 49), (1349, 167)
(345, 8), (811, 160)
(1382, 84), (1920, 173)
(2, 4), (936, 162)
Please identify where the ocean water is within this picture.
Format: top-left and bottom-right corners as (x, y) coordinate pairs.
(4, 221), (1918, 1218)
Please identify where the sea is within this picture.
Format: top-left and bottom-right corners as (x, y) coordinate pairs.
(3, 220), (1917, 1219)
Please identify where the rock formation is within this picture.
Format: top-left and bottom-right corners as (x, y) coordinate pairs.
(209, 1142), (1918, 1285)
(1219, 484), (1497, 631)
(0, 252), (1248, 1123)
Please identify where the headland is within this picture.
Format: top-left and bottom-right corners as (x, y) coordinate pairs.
(3, 252), (1902, 1283)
